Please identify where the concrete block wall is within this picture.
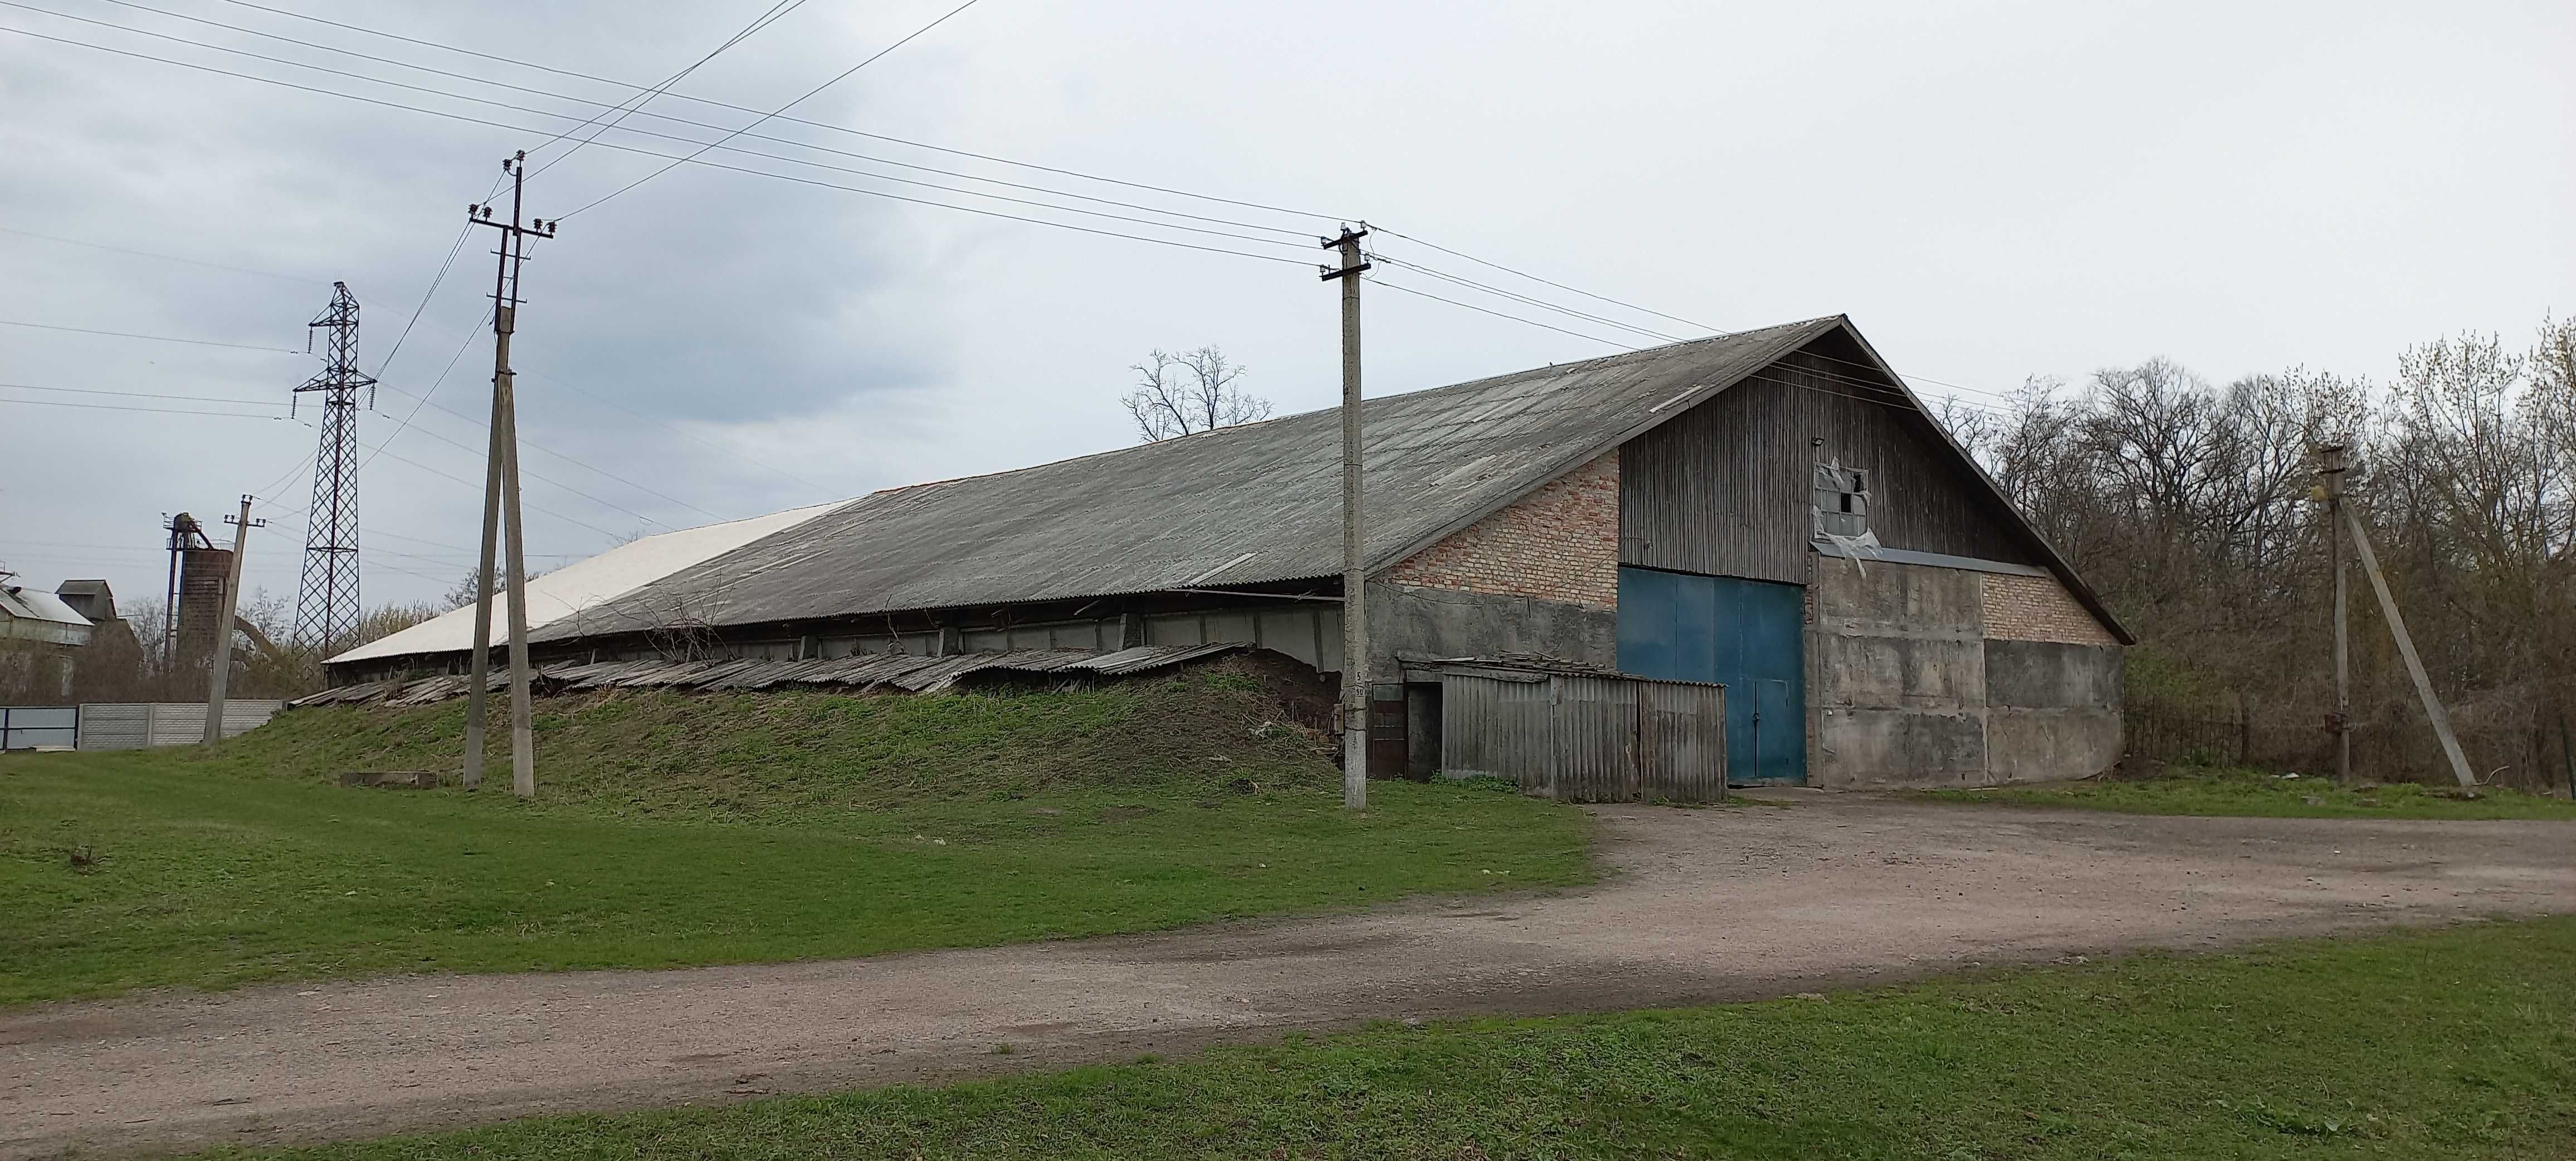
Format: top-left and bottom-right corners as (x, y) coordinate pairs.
(1808, 557), (2121, 788)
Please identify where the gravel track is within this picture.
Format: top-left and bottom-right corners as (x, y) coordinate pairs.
(6, 795), (2572, 1158)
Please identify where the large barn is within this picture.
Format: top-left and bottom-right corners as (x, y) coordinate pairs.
(331, 315), (2130, 790)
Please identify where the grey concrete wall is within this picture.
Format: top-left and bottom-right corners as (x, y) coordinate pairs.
(1808, 557), (2121, 788)
(1369, 582), (1617, 680)
(1984, 639), (2124, 784)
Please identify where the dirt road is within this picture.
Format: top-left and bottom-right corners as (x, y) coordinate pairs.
(7, 796), (2573, 1158)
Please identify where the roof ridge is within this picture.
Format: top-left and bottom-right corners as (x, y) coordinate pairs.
(857, 316), (1841, 504)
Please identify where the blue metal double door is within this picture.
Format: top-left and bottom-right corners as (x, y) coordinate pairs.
(1616, 567), (1806, 785)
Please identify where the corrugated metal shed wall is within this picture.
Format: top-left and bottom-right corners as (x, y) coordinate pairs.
(1438, 670), (1725, 803)
(1621, 334), (2042, 582)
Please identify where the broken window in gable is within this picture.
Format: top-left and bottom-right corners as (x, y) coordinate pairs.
(1812, 463), (1869, 539)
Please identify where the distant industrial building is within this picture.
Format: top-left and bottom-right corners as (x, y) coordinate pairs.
(3, 575), (144, 702)
(332, 316), (2129, 789)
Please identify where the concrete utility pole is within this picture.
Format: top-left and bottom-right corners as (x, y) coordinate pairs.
(201, 494), (265, 745)
(1321, 225), (1371, 810)
(464, 152), (558, 798)
(2316, 443), (2352, 782)
(2339, 500), (2480, 790)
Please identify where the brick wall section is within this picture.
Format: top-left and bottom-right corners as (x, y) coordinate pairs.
(1384, 453), (1620, 611)
(1981, 572), (2116, 645)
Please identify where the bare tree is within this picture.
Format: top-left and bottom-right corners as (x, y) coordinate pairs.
(1121, 346), (1270, 441)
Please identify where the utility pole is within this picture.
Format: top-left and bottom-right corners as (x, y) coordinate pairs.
(292, 282), (376, 656)
(1321, 225), (1370, 810)
(2339, 500), (2479, 789)
(2316, 442), (2351, 782)
(201, 494), (265, 745)
(464, 152), (558, 798)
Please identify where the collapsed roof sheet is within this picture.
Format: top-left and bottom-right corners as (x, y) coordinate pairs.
(290, 643), (1248, 707)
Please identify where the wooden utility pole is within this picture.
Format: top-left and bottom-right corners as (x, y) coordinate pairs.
(2316, 443), (2352, 781)
(464, 152), (558, 798)
(1322, 225), (1371, 810)
(2339, 500), (2479, 789)
(201, 494), (265, 745)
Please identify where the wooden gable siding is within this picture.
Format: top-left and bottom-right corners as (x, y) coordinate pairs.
(1618, 332), (2038, 583)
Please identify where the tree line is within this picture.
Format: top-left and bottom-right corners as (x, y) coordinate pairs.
(1943, 315), (2573, 786)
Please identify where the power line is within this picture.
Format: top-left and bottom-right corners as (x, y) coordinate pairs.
(0, 23), (1319, 267)
(363, 304), (486, 474)
(0, 223), (324, 283)
(358, 437), (630, 541)
(0, 395), (291, 418)
(1364, 275), (1646, 350)
(513, 362), (841, 500)
(559, 0), (985, 218)
(1371, 228), (2029, 405)
(1771, 344), (2024, 404)
(0, 382), (286, 407)
(1359, 277), (2012, 422)
(1372, 226), (1721, 334)
(343, 377), (689, 532)
(0, 316), (305, 353)
(366, 379), (726, 521)
(1366, 253), (1685, 345)
(196, 0), (1346, 224)
(370, 212), (487, 387)
(526, 0), (810, 172)
(1746, 373), (2007, 422)
(20, 0), (1317, 250)
(251, 451), (317, 512)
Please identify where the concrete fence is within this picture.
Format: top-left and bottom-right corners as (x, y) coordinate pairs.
(0, 701), (284, 750)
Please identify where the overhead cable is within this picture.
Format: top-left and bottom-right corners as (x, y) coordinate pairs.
(196, 0), (1348, 223)
(17, 0), (1319, 246)
(558, 0), (988, 218)
(0, 23), (1319, 267)
(526, 0), (811, 172)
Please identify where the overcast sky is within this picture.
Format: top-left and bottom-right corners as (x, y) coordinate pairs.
(2, 0), (2568, 619)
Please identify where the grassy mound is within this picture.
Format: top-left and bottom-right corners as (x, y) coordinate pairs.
(3, 660), (1590, 1005)
(199, 658), (1340, 819)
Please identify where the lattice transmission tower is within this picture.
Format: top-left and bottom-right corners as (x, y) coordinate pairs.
(291, 282), (376, 653)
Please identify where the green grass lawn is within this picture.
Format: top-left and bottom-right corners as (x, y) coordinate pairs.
(1925, 764), (2576, 820)
(192, 918), (2576, 1160)
(0, 672), (1590, 1007)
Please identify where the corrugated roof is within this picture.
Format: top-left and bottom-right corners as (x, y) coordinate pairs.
(292, 643), (1250, 706)
(531, 318), (1845, 642)
(1, 584), (91, 627)
(326, 500), (850, 665)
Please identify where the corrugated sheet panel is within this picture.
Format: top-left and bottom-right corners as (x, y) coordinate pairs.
(1638, 679), (1728, 801)
(1438, 671), (1725, 803)
(285, 645), (1254, 709)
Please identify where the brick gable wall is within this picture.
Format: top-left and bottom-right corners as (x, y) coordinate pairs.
(1383, 452), (1619, 611)
(1980, 572), (2116, 645)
